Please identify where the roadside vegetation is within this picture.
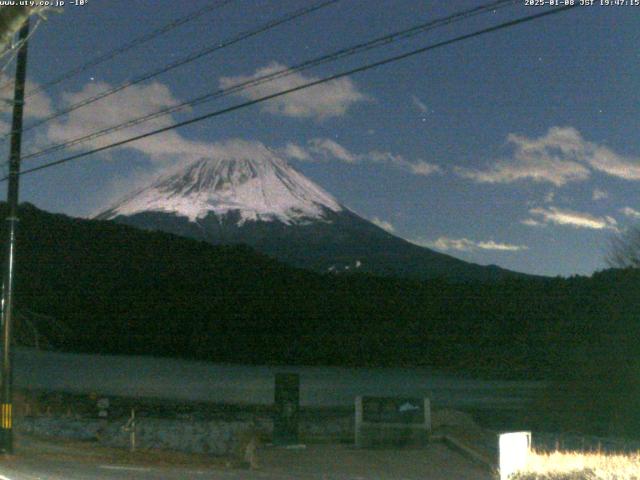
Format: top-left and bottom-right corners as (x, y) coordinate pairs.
(511, 450), (640, 480)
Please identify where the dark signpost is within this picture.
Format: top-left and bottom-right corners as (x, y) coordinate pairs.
(273, 373), (299, 446)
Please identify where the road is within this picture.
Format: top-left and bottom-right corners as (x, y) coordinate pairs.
(0, 438), (492, 480)
(0, 458), (231, 480)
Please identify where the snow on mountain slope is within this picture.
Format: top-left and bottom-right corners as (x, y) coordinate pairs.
(95, 140), (527, 281)
(98, 141), (342, 225)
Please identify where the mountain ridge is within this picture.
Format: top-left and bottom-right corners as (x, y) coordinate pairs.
(96, 147), (532, 281)
(97, 142), (342, 225)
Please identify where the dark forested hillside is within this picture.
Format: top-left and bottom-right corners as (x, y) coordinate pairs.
(1, 203), (639, 385)
(3, 202), (640, 436)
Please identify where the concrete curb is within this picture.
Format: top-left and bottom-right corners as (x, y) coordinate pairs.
(432, 433), (495, 471)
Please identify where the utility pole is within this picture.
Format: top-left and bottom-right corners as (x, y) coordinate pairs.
(0, 17), (30, 455)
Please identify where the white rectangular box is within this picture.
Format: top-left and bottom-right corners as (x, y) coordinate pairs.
(499, 431), (531, 480)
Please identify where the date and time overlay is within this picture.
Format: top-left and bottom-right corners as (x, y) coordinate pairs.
(526, 0), (640, 6)
(0, 1), (87, 7)
(1, 1), (637, 11)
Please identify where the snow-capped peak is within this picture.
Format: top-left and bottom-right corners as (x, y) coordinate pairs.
(97, 140), (342, 225)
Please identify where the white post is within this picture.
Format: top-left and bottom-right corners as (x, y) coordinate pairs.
(499, 431), (531, 480)
(122, 407), (136, 452)
(354, 396), (363, 448)
(423, 398), (431, 433)
(130, 408), (136, 452)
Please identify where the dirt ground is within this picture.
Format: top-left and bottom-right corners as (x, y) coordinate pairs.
(256, 443), (493, 480)
(9, 434), (494, 480)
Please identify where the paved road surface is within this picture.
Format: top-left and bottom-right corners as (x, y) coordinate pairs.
(1, 457), (225, 480)
(0, 440), (492, 480)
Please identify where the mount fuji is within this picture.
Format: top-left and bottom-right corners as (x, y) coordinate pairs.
(95, 142), (522, 281)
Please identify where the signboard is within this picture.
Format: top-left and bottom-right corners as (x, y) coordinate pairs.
(362, 397), (425, 424)
(273, 373), (299, 446)
(355, 396), (431, 448)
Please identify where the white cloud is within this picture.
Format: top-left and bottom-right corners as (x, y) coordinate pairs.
(415, 236), (528, 252)
(411, 95), (429, 114)
(282, 138), (442, 177)
(371, 217), (395, 233)
(520, 218), (545, 227)
(0, 73), (53, 148)
(0, 75), (54, 160)
(0, 118), (8, 136)
(207, 138), (288, 163)
(620, 206), (640, 219)
(409, 161), (442, 176)
(219, 62), (367, 121)
(476, 240), (528, 251)
(308, 138), (358, 163)
(524, 206), (619, 231)
(0, 73), (53, 120)
(24, 80), (54, 120)
(455, 126), (640, 186)
(455, 127), (590, 186)
(368, 150), (442, 176)
(587, 145), (640, 180)
(592, 188), (608, 201)
(45, 80), (212, 164)
(282, 142), (311, 161)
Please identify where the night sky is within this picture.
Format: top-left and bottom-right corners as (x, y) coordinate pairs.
(0, 0), (637, 277)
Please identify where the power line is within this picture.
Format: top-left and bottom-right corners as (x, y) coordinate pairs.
(21, 0), (518, 163)
(2, 0), (340, 145)
(0, 0), (233, 98)
(0, 1), (234, 94)
(0, 22), (32, 73)
(0, 16), (43, 100)
(22, 0), (515, 161)
(6, 0), (235, 98)
(2, 5), (578, 183)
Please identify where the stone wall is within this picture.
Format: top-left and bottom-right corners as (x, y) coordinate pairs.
(16, 410), (354, 455)
(17, 416), (261, 455)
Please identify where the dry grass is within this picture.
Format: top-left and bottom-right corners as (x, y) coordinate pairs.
(511, 450), (640, 480)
